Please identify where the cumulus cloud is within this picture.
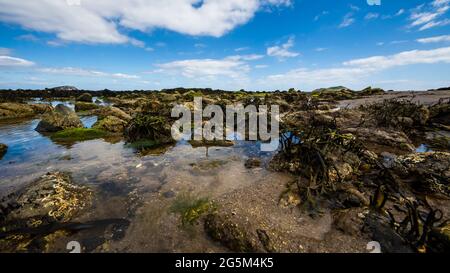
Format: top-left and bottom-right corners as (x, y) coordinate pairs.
(263, 46), (450, 87)
(417, 34), (450, 43)
(0, 56), (35, 67)
(409, 0), (450, 30)
(0, 0), (291, 45)
(156, 58), (250, 79)
(267, 37), (299, 59)
(39, 67), (139, 79)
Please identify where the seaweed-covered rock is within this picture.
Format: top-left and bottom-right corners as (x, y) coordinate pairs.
(76, 93), (93, 102)
(29, 103), (53, 114)
(1, 172), (91, 222)
(35, 104), (83, 133)
(74, 102), (99, 112)
(0, 103), (35, 120)
(92, 106), (132, 121)
(0, 143), (7, 159)
(428, 224), (450, 252)
(124, 114), (173, 144)
(343, 127), (415, 153)
(429, 101), (450, 126)
(361, 99), (430, 129)
(392, 152), (450, 196)
(0, 172), (92, 252)
(93, 115), (127, 133)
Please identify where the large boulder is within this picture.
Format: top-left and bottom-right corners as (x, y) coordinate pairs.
(0, 143), (7, 160)
(93, 115), (128, 133)
(76, 92), (93, 102)
(35, 104), (83, 133)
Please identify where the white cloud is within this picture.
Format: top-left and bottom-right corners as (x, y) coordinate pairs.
(396, 9), (405, 16)
(417, 34), (450, 43)
(235, 47), (250, 52)
(409, 0), (450, 30)
(0, 0), (291, 45)
(16, 34), (39, 42)
(39, 67), (139, 79)
(255, 64), (268, 69)
(194, 43), (207, 48)
(0, 48), (12, 55)
(263, 46), (450, 88)
(0, 56), (35, 67)
(339, 13), (355, 28)
(365, 13), (379, 20)
(267, 37), (299, 59)
(156, 58), (250, 79)
(226, 54), (264, 61)
(315, 47), (327, 52)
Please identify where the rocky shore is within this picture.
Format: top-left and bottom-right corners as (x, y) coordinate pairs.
(0, 87), (449, 253)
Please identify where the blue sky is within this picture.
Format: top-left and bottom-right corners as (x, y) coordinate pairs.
(0, 0), (449, 91)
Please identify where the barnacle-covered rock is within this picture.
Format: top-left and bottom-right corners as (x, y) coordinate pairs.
(392, 152), (450, 196)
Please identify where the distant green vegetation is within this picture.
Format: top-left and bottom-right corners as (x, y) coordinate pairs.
(51, 128), (108, 142)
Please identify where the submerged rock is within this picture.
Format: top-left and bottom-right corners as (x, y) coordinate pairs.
(35, 104), (83, 133)
(204, 213), (260, 252)
(245, 158), (262, 169)
(76, 93), (93, 102)
(0, 172), (92, 252)
(93, 116), (127, 133)
(0, 143), (7, 159)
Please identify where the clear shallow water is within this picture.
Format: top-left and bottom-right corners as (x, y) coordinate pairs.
(0, 105), (291, 252)
(0, 112), (280, 209)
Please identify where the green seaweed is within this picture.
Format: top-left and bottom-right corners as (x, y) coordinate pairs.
(170, 193), (216, 226)
(51, 128), (108, 142)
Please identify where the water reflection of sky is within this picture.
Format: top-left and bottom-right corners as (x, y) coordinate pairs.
(0, 112), (277, 195)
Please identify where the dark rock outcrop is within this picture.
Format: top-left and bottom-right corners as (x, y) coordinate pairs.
(0, 143), (7, 159)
